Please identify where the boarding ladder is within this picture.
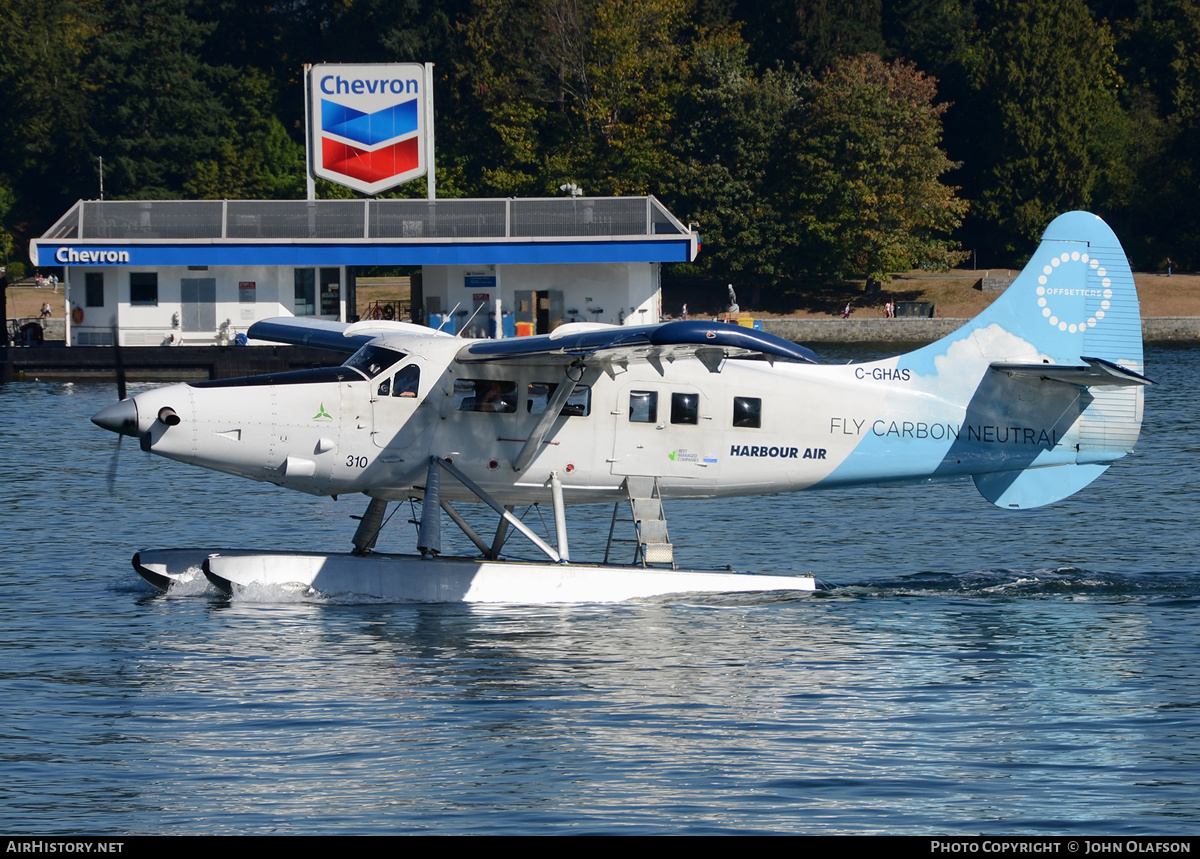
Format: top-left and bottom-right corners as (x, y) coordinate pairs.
(604, 476), (675, 568)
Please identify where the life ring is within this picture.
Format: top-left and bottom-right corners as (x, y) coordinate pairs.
(72, 306), (84, 324)
(370, 306), (384, 320)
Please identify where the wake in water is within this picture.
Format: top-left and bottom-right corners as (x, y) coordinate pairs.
(826, 567), (1200, 601)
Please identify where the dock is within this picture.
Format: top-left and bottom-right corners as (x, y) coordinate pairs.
(2, 341), (343, 383)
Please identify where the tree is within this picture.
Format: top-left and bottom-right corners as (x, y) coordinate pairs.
(0, 0), (100, 243)
(184, 69), (305, 199)
(1091, 0), (1200, 268)
(787, 53), (967, 282)
(85, 0), (235, 198)
(736, 0), (886, 72)
(662, 31), (806, 294)
(958, 0), (1128, 259)
(452, 0), (692, 196)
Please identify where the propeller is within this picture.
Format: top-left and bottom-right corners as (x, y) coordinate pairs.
(113, 320), (126, 401)
(96, 321), (130, 494)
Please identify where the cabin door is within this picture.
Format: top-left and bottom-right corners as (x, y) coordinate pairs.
(610, 383), (721, 490)
(370, 356), (435, 450)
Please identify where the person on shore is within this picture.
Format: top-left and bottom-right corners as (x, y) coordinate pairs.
(40, 302), (51, 319)
(843, 303), (852, 319)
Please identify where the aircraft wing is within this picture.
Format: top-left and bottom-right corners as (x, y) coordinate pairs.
(990, 356), (1153, 387)
(456, 320), (818, 370)
(248, 318), (373, 353)
(248, 317), (453, 353)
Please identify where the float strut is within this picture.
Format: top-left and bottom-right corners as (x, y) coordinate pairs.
(417, 458), (442, 557)
(435, 457), (560, 562)
(490, 506), (513, 561)
(550, 471), (569, 562)
(351, 497), (389, 555)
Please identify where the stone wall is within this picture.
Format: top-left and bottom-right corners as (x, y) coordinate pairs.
(6, 317), (66, 344)
(979, 275), (1015, 293)
(762, 317), (1200, 344)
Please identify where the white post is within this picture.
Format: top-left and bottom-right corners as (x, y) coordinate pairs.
(303, 64), (316, 201)
(63, 269), (72, 346)
(425, 62), (436, 200)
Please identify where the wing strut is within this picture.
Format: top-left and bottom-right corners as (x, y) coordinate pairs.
(512, 362), (585, 472)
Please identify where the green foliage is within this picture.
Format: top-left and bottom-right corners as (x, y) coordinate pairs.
(963, 0), (1128, 257)
(662, 31), (805, 288)
(0, 0), (100, 233)
(788, 54), (968, 281)
(737, 0), (886, 72)
(1, 0), (1200, 272)
(454, 0), (691, 196)
(86, 0), (236, 198)
(1098, 0), (1200, 267)
(0, 178), (15, 266)
(185, 69), (305, 199)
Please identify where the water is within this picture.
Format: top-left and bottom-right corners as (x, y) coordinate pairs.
(1, 345), (1198, 834)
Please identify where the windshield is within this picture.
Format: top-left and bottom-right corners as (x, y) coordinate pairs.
(343, 344), (406, 378)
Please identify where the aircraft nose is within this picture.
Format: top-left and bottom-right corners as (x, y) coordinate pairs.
(92, 398), (139, 438)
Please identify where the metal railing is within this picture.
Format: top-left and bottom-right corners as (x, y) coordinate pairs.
(42, 196), (689, 242)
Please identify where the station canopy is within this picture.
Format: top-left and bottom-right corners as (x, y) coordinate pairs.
(31, 196), (698, 268)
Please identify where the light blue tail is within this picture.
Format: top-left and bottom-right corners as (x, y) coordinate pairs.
(942, 211), (1144, 376)
(821, 212), (1149, 508)
(926, 212), (1147, 507)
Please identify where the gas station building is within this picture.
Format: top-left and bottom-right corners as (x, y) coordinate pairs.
(30, 196), (698, 347)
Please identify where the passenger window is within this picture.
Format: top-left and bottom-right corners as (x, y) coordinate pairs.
(629, 391), (657, 423)
(733, 396), (762, 428)
(528, 383), (591, 417)
(455, 379), (517, 413)
(671, 392), (699, 425)
(393, 364), (419, 398)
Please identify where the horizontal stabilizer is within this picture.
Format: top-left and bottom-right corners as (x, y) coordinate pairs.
(458, 320), (818, 368)
(990, 356), (1153, 388)
(974, 463), (1110, 509)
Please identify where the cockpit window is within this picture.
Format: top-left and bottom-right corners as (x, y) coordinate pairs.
(377, 364), (420, 398)
(344, 345), (405, 378)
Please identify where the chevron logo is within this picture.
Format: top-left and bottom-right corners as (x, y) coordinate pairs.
(322, 137), (420, 184)
(321, 98), (419, 147)
(309, 63), (429, 194)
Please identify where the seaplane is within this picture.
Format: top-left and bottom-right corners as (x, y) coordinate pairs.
(92, 211), (1150, 603)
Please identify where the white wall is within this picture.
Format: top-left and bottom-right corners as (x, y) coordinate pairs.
(67, 265), (345, 346)
(422, 262), (661, 330)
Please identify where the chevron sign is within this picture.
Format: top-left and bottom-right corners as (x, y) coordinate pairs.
(309, 63), (429, 194)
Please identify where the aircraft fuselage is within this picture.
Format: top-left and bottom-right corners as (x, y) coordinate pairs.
(118, 332), (1104, 507)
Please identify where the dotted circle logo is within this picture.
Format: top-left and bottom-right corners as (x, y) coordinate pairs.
(1034, 251), (1112, 334)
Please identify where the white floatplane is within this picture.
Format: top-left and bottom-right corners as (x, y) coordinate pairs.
(93, 212), (1150, 603)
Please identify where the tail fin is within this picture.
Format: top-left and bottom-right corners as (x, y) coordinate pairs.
(905, 212), (1149, 508)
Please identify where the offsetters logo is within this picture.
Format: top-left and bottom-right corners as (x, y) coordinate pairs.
(309, 63), (428, 195)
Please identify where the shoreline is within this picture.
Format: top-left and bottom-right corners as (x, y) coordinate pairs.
(759, 316), (1200, 343)
(3, 315), (1193, 384)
